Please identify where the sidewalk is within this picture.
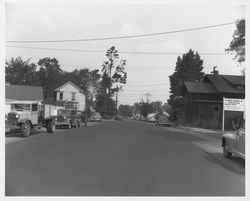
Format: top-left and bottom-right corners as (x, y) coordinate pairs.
(176, 125), (225, 140)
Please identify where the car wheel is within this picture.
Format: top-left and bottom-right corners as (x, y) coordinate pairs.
(21, 121), (31, 137)
(47, 120), (55, 133)
(223, 144), (232, 158)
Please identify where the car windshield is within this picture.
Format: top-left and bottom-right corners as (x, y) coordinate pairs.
(12, 104), (31, 111)
(58, 110), (71, 115)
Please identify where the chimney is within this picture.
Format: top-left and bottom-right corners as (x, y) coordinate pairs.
(211, 66), (219, 75)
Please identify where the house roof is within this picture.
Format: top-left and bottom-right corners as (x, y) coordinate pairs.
(5, 84), (43, 101)
(55, 81), (83, 92)
(184, 82), (217, 93)
(204, 74), (245, 94)
(222, 75), (245, 86)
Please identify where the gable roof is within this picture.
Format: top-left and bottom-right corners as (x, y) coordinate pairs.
(204, 74), (245, 94)
(55, 81), (83, 92)
(184, 82), (217, 93)
(6, 84), (43, 101)
(222, 75), (245, 86)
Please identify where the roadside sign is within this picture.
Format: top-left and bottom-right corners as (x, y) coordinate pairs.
(224, 98), (245, 111)
(222, 98), (245, 132)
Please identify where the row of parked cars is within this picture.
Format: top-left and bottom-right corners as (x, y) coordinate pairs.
(132, 113), (173, 127)
(5, 100), (103, 137)
(55, 110), (102, 129)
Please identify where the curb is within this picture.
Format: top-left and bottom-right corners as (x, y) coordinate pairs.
(176, 126), (223, 140)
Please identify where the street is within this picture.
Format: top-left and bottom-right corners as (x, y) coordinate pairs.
(5, 120), (245, 196)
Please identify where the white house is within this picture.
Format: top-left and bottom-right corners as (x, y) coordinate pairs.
(55, 81), (86, 111)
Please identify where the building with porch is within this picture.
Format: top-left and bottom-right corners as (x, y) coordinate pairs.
(178, 73), (245, 130)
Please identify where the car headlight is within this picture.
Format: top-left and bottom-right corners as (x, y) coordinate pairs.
(63, 117), (66, 120)
(15, 114), (20, 119)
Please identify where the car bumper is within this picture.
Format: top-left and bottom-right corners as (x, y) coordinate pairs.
(56, 122), (69, 126)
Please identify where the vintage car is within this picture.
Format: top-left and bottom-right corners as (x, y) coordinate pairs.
(222, 117), (245, 159)
(90, 112), (102, 122)
(6, 101), (55, 137)
(155, 113), (172, 127)
(55, 109), (73, 129)
(55, 109), (87, 129)
(71, 110), (87, 127)
(114, 115), (124, 121)
(146, 113), (156, 123)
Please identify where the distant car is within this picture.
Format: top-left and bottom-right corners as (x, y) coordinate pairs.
(133, 115), (141, 120)
(114, 115), (123, 121)
(90, 112), (102, 122)
(146, 114), (156, 123)
(139, 116), (146, 121)
(222, 117), (245, 159)
(155, 114), (172, 127)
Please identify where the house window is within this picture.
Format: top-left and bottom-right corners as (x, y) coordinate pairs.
(71, 92), (76, 101)
(59, 92), (63, 100)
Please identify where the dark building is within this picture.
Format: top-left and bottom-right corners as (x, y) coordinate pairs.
(178, 73), (245, 130)
(5, 84), (43, 101)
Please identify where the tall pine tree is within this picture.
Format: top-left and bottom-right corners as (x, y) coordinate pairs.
(168, 49), (205, 109)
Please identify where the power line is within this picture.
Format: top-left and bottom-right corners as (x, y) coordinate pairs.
(125, 80), (169, 83)
(5, 22), (235, 43)
(6, 45), (228, 55)
(120, 93), (169, 95)
(124, 83), (169, 86)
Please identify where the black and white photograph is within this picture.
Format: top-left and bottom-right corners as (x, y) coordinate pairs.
(2, 0), (248, 198)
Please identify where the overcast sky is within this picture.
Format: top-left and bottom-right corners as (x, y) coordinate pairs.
(5, 0), (245, 105)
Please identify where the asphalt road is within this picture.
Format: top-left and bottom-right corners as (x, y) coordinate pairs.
(5, 120), (245, 196)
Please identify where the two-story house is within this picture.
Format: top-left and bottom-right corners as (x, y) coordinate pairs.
(55, 81), (86, 111)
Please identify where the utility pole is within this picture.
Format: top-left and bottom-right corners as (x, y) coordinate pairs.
(115, 85), (119, 115)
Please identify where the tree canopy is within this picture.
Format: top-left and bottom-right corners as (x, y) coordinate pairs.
(118, 105), (133, 117)
(168, 49), (205, 109)
(101, 46), (127, 95)
(226, 19), (245, 64)
(95, 46), (127, 117)
(5, 57), (101, 105)
(5, 57), (38, 85)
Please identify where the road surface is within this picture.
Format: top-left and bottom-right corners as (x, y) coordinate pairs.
(5, 120), (245, 196)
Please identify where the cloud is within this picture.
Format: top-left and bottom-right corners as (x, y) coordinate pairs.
(38, 13), (56, 27)
(137, 40), (187, 53)
(118, 23), (143, 35)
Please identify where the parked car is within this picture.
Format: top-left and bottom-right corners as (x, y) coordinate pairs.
(71, 110), (88, 127)
(55, 109), (74, 129)
(155, 114), (172, 127)
(222, 117), (245, 159)
(90, 112), (102, 122)
(146, 113), (156, 123)
(114, 115), (124, 121)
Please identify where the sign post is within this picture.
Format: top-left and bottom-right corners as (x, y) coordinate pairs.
(222, 98), (245, 132)
(222, 97), (225, 132)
